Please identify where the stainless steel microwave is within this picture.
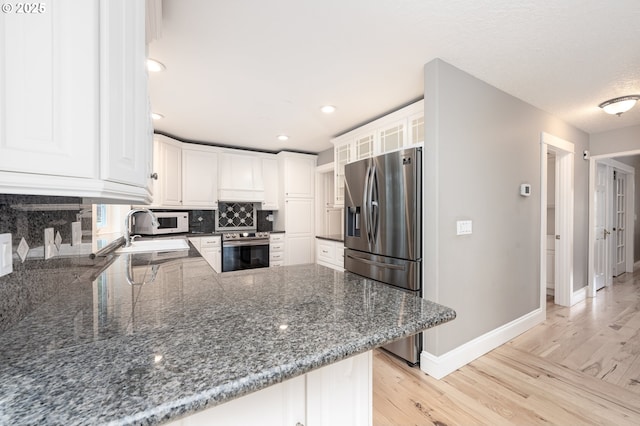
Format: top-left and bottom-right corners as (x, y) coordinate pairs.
(134, 211), (189, 235)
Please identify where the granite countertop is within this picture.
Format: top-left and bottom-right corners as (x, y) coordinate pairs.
(0, 252), (455, 425)
(316, 234), (344, 243)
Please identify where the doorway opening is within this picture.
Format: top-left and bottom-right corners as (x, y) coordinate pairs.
(540, 132), (575, 308)
(588, 154), (637, 297)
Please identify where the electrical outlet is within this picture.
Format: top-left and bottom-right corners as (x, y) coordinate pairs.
(0, 233), (12, 277)
(456, 220), (472, 235)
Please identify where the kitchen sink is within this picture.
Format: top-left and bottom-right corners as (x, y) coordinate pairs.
(115, 238), (190, 254)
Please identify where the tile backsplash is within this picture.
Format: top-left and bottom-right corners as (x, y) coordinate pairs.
(0, 194), (95, 332)
(216, 202), (255, 230)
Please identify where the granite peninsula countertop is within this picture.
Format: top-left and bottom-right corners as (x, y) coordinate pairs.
(0, 249), (455, 425)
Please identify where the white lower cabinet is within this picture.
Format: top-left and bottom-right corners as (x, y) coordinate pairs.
(188, 236), (221, 273)
(316, 239), (344, 271)
(166, 351), (372, 426)
(269, 233), (285, 267)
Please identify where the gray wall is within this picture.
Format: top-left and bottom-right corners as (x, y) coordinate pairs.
(590, 124), (640, 156)
(422, 59), (590, 356)
(316, 147), (334, 166)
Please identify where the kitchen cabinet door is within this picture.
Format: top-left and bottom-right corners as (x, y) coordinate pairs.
(182, 146), (218, 208)
(0, 0), (152, 202)
(0, 0), (98, 178)
(315, 239), (344, 271)
(280, 153), (316, 199)
(306, 351), (372, 426)
(262, 156), (279, 210)
(333, 143), (351, 206)
(377, 119), (406, 154)
(164, 351), (372, 426)
(165, 375), (306, 426)
(99, 0), (151, 188)
(408, 113), (425, 146)
(160, 140), (183, 206)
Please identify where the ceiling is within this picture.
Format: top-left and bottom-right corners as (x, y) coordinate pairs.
(148, 0), (640, 154)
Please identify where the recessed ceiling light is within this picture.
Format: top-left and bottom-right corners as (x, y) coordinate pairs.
(277, 134), (289, 141)
(146, 58), (166, 72)
(320, 105), (336, 114)
(151, 112), (164, 120)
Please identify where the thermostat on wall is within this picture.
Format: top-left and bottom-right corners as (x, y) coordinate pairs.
(520, 183), (531, 197)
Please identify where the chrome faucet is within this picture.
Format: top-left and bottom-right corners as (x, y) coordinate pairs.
(124, 208), (158, 247)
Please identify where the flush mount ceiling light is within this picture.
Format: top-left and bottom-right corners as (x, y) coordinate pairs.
(151, 112), (164, 120)
(146, 58), (166, 72)
(598, 95), (640, 116)
(277, 134), (289, 141)
(320, 105), (336, 114)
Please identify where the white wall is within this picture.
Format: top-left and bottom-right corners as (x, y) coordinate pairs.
(422, 59), (590, 357)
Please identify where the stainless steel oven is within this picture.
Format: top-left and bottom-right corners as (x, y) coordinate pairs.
(221, 232), (270, 272)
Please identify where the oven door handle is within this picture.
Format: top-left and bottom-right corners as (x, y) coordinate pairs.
(223, 240), (270, 247)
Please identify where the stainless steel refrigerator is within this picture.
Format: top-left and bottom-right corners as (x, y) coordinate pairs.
(344, 147), (422, 365)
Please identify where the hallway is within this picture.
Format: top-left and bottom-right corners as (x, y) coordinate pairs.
(373, 269), (640, 425)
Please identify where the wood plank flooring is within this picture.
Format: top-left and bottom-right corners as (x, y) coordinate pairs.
(373, 269), (640, 425)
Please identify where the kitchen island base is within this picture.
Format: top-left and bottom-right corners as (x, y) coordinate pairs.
(166, 351), (372, 426)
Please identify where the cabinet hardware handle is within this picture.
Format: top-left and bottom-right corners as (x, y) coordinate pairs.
(150, 172), (158, 180)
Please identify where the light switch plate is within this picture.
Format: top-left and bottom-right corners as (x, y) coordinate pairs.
(456, 220), (472, 235)
(0, 233), (12, 277)
(44, 228), (55, 259)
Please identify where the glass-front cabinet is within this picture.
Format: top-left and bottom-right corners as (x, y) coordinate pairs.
(334, 143), (351, 206)
(331, 100), (423, 206)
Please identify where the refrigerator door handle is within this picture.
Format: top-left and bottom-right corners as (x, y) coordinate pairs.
(370, 164), (379, 246)
(346, 253), (406, 270)
(363, 163), (373, 248)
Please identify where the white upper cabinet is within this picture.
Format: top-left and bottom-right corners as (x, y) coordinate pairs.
(331, 100), (423, 205)
(218, 152), (265, 202)
(279, 152), (316, 199)
(150, 135), (219, 209)
(100, 0), (152, 188)
(182, 145), (218, 208)
(0, 0), (152, 203)
(0, 0), (97, 178)
(261, 156), (279, 210)
(158, 138), (182, 206)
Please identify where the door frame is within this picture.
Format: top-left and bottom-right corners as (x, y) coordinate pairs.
(540, 132), (575, 307)
(588, 154), (637, 297)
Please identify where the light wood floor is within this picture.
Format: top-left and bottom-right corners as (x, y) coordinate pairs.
(373, 268), (640, 425)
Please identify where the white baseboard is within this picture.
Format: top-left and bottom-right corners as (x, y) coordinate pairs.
(420, 308), (545, 379)
(571, 286), (587, 305)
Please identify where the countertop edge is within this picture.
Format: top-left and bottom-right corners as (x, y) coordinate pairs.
(136, 307), (456, 424)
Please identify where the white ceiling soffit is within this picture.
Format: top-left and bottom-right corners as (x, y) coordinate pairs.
(148, 0), (640, 154)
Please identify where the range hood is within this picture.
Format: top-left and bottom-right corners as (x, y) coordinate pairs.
(218, 152), (265, 202)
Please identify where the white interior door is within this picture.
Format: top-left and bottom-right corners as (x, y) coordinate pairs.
(594, 163), (608, 291)
(613, 171), (626, 277)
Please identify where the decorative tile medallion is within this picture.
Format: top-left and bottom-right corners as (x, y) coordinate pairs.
(217, 202), (255, 230)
